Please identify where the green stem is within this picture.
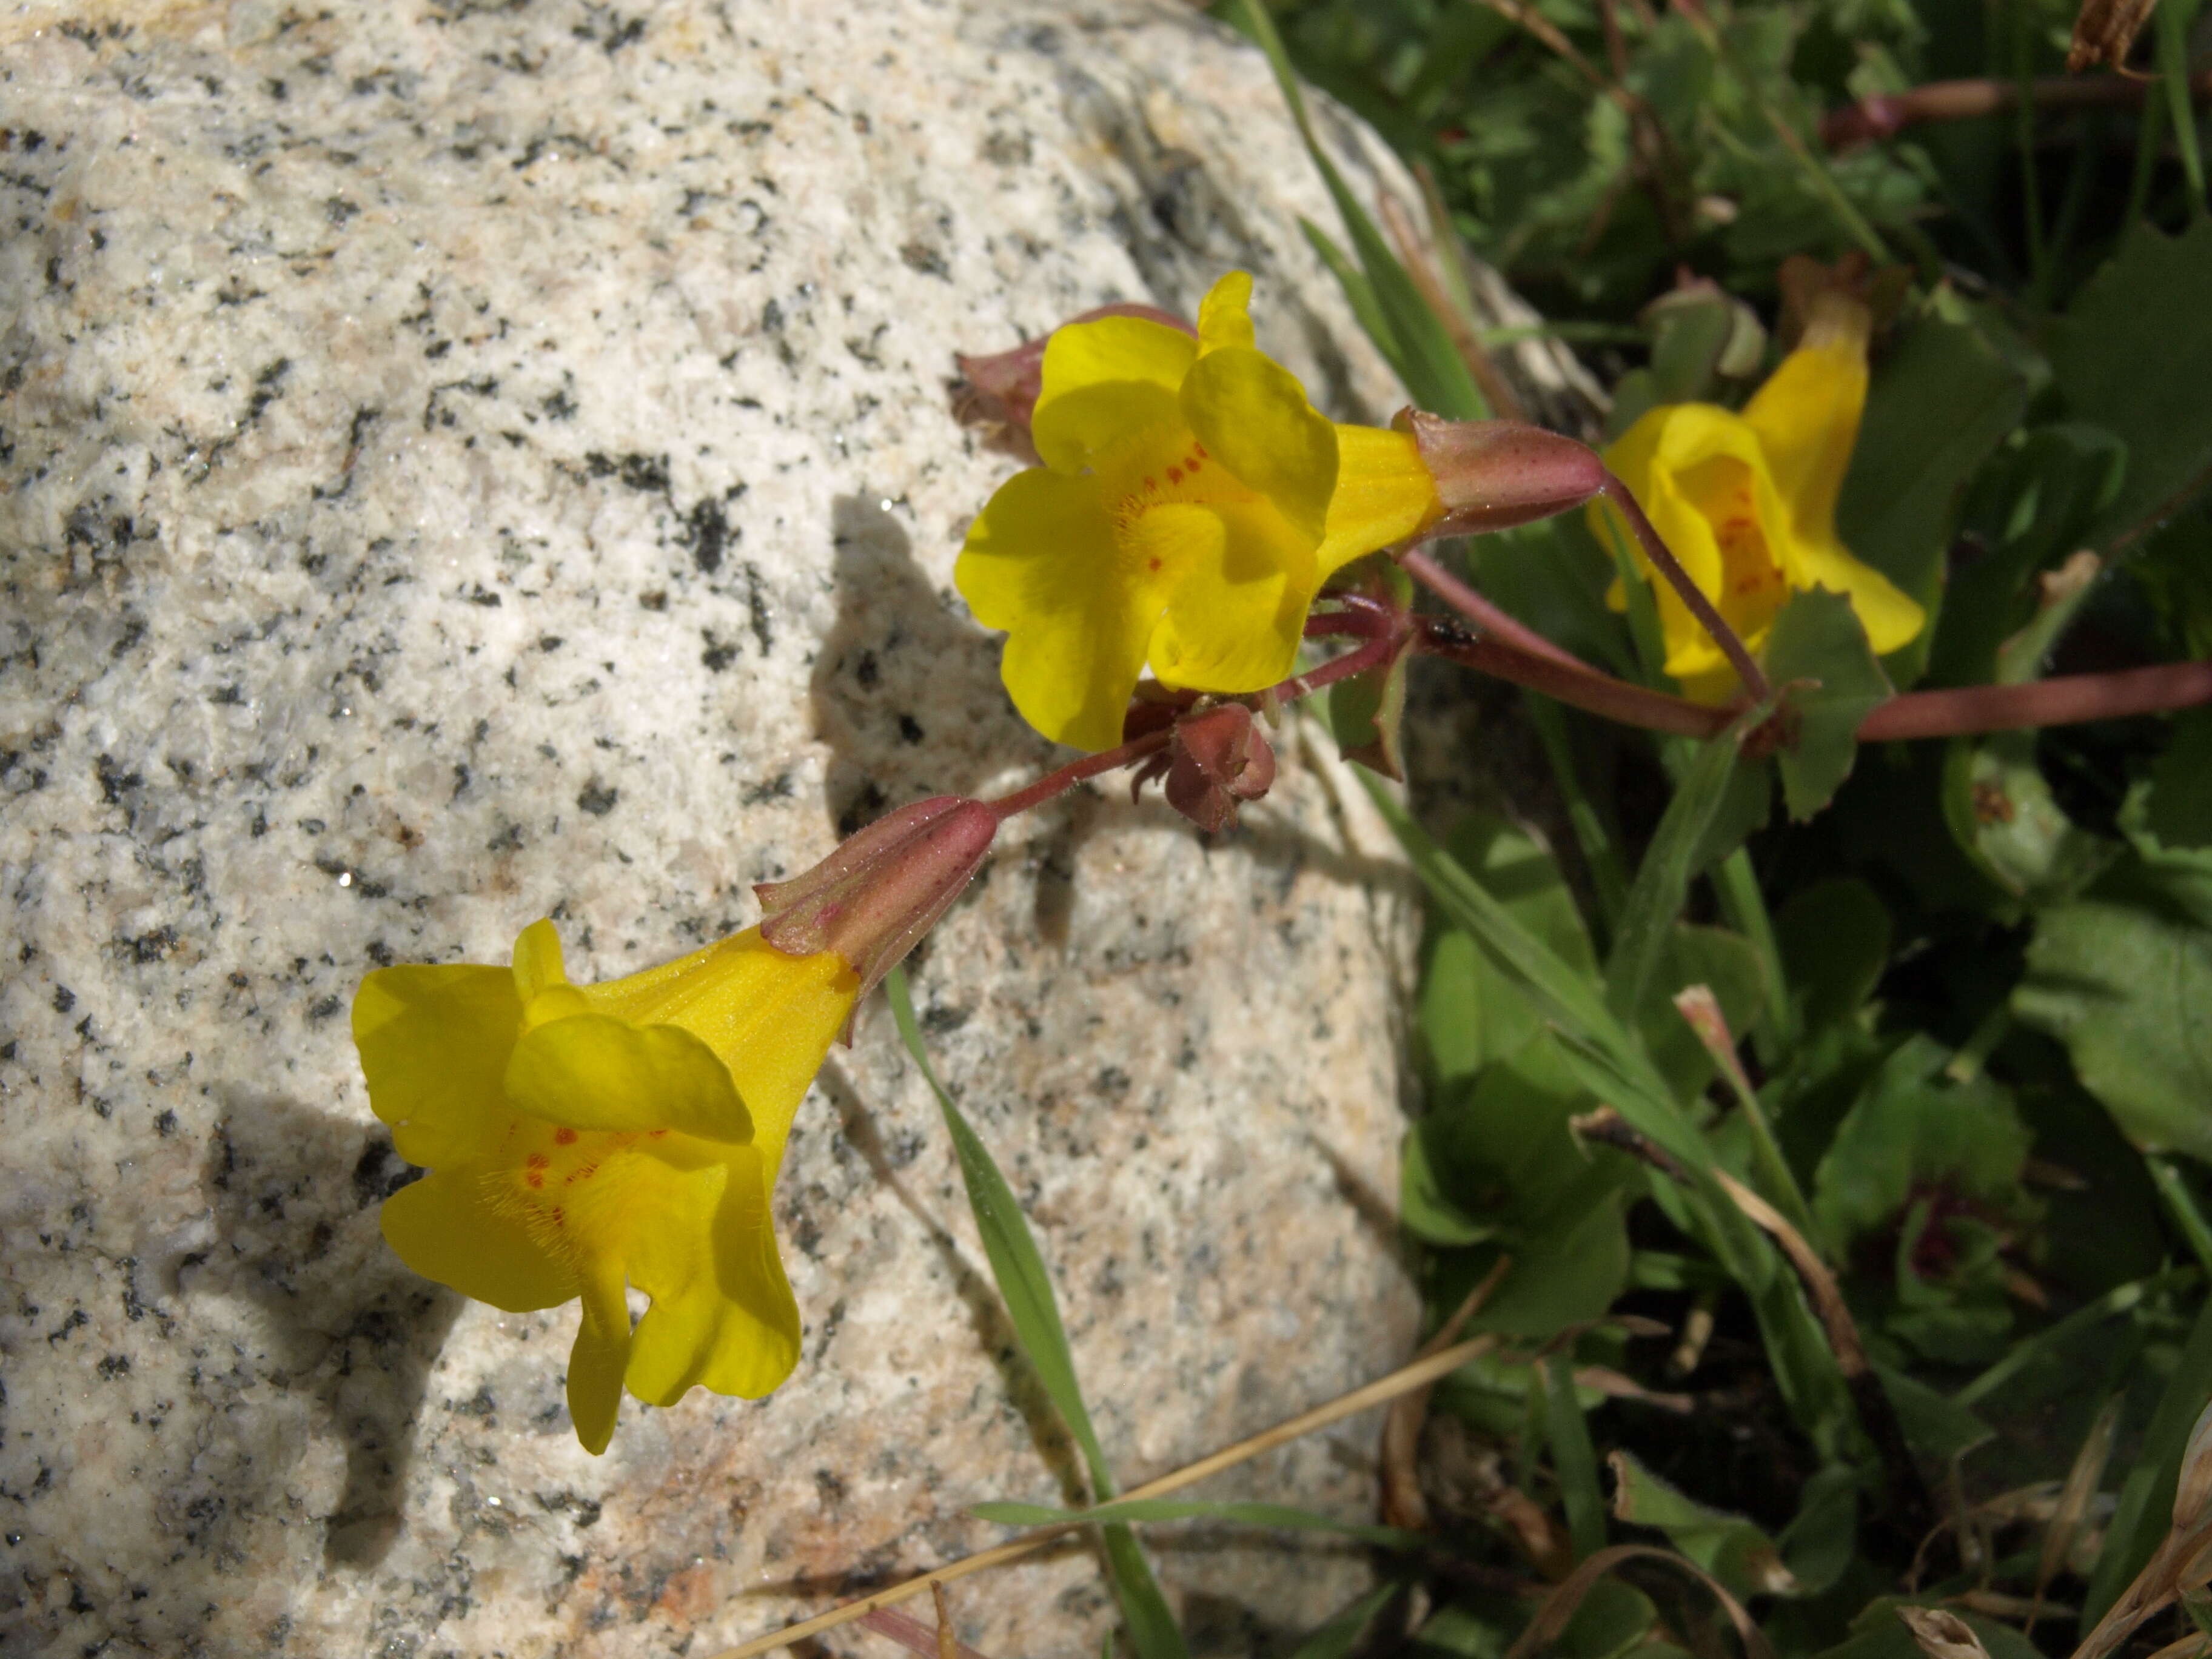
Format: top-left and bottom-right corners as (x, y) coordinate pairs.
(2157, 0), (2209, 216)
(1712, 846), (1795, 1059)
(2125, 74), (2170, 235)
(2150, 1155), (2212, 1275)
(1528, 694), (1631, 941)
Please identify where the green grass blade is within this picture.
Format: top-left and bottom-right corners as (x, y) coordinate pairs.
(887, 967), (1115, 1495)
(1300, 218), (1411, 390)
(1544, 1355), (1608, 1561)
(2083, 1291), (2212, 1628)
(1103, 1525), (1190, 1659)
(1603, 723), (1751, 1021)
(974, 1496), (1427, 1549)
(1291, 1583), (1404, 1659)
(888, 968), (1189, 1659)
(1227, 0), (1488, 418)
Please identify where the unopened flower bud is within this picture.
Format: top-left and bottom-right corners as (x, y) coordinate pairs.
(756, 796), (998, 1031)
(1396, 411), (1606, 538)
(1164, 703), (1276, 833)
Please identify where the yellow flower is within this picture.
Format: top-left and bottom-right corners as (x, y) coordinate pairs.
(353, 920), (857, 1453)
(956, 271), (1444, 751)
(1592, 293), (1925, 702)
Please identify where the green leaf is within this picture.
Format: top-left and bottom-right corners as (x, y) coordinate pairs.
(886, 970), (1187, 1659)
(972, 1496), (1424, 1549)
(1228, 0), (1489, 418)
(2148, 707), (2212, 851)
(2085, 1294), (2212, 1627)
(1401, 1123), (1498, 1247)
(1941, 732), (2119, 904)
(1811, 1067), (2033, 1248)
(1876, 1363), (1994, 1464)
(2013, 843), (2212, 1163)
(1762, 589), (1894, 821)
(1775, 879), (1892, 1034)
(1934, 423), (2129, 688)
(1605, 725), (1752, 1020)
(1607, 1449), (1797, 1599)
(2053, 217), (2212, 551)
(1544, 1354), (1607, 1562)
(1417, 813), (1595, 1085)
(1778, 1465), (1860, 1596)
(1835, 312), (2031, 680)
(1638, 924), (1768, 1099)
(1813, 1603), (2046, 1659)
(1292, 1583), (1406, 1659)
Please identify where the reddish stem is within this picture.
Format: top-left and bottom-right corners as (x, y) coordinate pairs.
(985, 729), (1173, 820)
(1401, 547), (1601, 672)
(1600, 472), (1772, 702)
(1858, 661), (2212, 740)
(1417, 618), (1730, 737)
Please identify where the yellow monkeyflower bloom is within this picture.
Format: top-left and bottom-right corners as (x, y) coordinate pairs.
(957, 271), (1445, 751)
(1593, 293), (1925, 703)
(354, 921), (857, 1453)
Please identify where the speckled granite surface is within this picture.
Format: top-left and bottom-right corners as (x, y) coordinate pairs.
(0, 3), (1431, 1654)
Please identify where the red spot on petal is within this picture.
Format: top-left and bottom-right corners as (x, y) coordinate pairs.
(554, 1127), (578, 1145)
(1167, 466), (1183, 484)
(526, 1153), (549, 1170)
(1148, 557), (1162, 572)
(1144, 476), (1157, 491)
(550, 1207), (565, 1225)
(649, 1129), (669, 1138)
(1185, 455), (1201, 472)
(525, 1171), (543, 1188)
(1194, 443), (1207, 458)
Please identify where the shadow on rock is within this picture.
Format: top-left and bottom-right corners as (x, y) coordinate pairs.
(809, 495), (1047, 836)
(191, 1088), (464, 1569)
(813, 1057), (1090, 1509)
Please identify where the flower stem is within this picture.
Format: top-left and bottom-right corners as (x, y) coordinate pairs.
(1857, 661), (2212, 740)
(984, 730), (1173, 820)
(1417, 618), (1729, 737)
(1599, 472), (1773, 702)
(1401, 546), (1603, 672)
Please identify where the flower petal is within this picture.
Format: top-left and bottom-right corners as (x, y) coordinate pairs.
(957, 466), (1168, 751)
(511, 917), (569, 1004)
(1180, 346), (1336, 545)
(352, 963), (521, 1167)
(1147, 499), (1313, 692)
(504, 1013), (753, 1142)
(1315, 424), (1443, 578)
(623, 1144), (802, 1406)
(1031, 319), (1196, 474)
(567, 1263), (633, 1456)
(380, 1165), (579, 1311)
(1743, 336), (1866, 547)
(1196, 270), (1256, 355)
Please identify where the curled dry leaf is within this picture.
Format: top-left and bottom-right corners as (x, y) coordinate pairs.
(2066, 0), (2158, 70)
(1896, 1606), (1992, 1659)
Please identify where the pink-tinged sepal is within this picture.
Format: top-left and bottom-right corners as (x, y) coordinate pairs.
(1398, 412), (1607, 538)
(1159, 702), (1277, 834)
(755, 796), (999, 1033)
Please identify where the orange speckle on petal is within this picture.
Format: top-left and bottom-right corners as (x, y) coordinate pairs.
(549, 1207), (565, 1225)
(554, 1127), (578, 1145)
(526, 1153), (549, 1170)
(525, 1171), (544, 1188)
(1148, 557), (1162, 572)
(1167, 466), (1183, 484)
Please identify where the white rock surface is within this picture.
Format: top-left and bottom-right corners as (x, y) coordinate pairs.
(0, 2), (1432, 1654)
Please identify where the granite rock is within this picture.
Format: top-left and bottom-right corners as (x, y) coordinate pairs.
(0, 2), (1439, 1654)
